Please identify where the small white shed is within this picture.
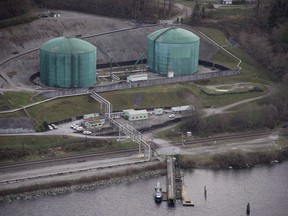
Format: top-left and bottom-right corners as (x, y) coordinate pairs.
(123, 109), (148, 121)
(127, 73), (148, 82)
(154, 108), (164, 115)
(222, 0), (233, 5)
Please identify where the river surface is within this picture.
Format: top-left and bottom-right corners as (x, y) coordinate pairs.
(1, 162), (288, 216)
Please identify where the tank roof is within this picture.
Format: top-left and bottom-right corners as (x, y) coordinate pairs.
(148, 27), (199, 43)
(40, 36), (96, 54)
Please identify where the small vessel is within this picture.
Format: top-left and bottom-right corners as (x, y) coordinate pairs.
(154, 182), (163, 203)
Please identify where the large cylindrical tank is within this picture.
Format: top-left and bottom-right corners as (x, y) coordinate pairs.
(40, 37), (96, 88)
(147, 27), (200, 76)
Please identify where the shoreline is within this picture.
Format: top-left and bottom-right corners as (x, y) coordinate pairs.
(1, 146), (288, 203)
(0, 167), (166, 203)
(179, 147), (288, 169)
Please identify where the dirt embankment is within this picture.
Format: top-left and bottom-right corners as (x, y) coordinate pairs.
(0, 10), (218, 90)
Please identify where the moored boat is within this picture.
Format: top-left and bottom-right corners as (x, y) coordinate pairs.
(154, 182), (163, 203)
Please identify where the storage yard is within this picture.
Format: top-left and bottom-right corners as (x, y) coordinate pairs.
(0, 10), (220, 91)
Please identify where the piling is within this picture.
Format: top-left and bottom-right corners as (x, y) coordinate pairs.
(246, 203), (250, 215)
(204, 186), (207, 199)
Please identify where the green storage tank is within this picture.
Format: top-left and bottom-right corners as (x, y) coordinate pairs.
(40, 37), (96, 88)
(147, 27), (200, 76)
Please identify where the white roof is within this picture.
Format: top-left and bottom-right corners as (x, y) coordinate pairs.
(128, 73), (148, 78)
(171, 105), (191, 112)
(123, 109), (147, 115)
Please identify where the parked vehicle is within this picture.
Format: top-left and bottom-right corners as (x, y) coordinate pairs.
(83, 131), (92, 135)
(71, 124), (79, 130)
(51, 124), (57, 129)
(154, 182), (163, 203)
(168, 114), (175, 118)
(76, 126), (84, 131)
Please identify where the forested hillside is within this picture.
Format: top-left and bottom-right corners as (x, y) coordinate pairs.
(41, 0), (174, 21)
(238, 0), (288, 81)
(191, 0), (288, 81)
(0, 0), (33, 20)
(0, 0), (175, 23)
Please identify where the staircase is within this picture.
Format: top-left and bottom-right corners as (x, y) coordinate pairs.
(89, 91), (151, 160)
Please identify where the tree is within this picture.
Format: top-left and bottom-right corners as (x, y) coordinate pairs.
(191, 0), (205, 23)
(0, 0), (33, 20)
(268, 0), (288, 27)
(181, 109), (205, 135)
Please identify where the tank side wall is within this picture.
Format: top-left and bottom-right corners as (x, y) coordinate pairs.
(155, 42), (169, 75)
(40, 50), (47, 85)
(78, 50), (96, 87)
(147, 39), (155, 72)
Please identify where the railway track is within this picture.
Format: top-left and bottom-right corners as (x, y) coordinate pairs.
(0, 147), (139, 171)
(0, 129), (282, 171)
(0, 129), (283, 186)
(171, 129), (282, 147)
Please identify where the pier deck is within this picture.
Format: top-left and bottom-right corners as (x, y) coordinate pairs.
(164, 156), (194, 207)
(181, 184), (194, 206)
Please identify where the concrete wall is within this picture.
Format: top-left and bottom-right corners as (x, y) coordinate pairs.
(41, 69), (240, 98)
(0, 128), (35, 134)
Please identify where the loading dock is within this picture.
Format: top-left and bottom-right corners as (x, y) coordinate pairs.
(163, 156), (194, 207)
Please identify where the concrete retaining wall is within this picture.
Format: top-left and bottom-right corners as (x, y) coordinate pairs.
(42, 69), (240, 98)
(0, 128), (35, 134)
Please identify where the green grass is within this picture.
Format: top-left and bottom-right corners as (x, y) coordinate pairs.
(179, 145), (288, 169)
(178, 1), (194, 7)
(207, 5), (254, 21)
(0, 82), (267, 127)
(101, 83), (195, 110)
(212, 49), (239, 68)
(201, 83), (266, 95)
(0, 136), (75, 150)
(223, 47), (271, 82)
(0, 109), (27, 119)
(194, 27), (271, 84)
(199, 90), (266, 108)
(0, 13), (38, 29)
(0, 135), (136, 163)
(26, 95), (100, 124)
(0, 92), (43, 111)
(196, 26), (228, 46)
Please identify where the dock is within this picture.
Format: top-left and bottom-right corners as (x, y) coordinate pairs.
(166, 156), (176, 206)
(181, 184), (194, 206)
(164, 156), (194, 207)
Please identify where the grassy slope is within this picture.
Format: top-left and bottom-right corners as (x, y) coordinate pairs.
(0, 10), (38, 29)
(0, 135), (136, 163)
(0, 82), (268, 124)
(0, 92), (42, 110)
(195, 27), (271, 84)
(101, 84), (195, 110)
(26, 95), (101, 124)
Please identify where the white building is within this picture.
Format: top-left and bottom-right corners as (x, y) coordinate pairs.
(123, 109), (148, 121)
(154, 108), (164, 115)
(171, 105), (192, 113)
(222, 0), (233, 5)
(127, 73), (148, 82)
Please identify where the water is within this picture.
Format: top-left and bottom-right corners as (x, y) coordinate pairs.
(1, 162), (288, 216)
